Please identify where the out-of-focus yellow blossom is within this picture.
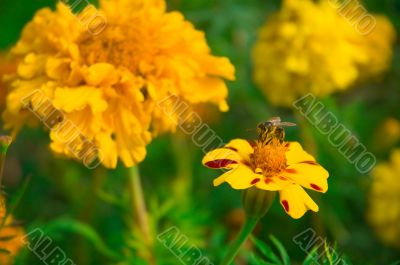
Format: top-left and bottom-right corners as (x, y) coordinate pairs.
(202, 120), (329, 219)
(3, 0), (234, 168)
(373, 118), (400, 152)
(367, 149), (400, 248)
(0, 196), (25, 265)
(0, 54), (16, 111)
(252, 0), (395, 106)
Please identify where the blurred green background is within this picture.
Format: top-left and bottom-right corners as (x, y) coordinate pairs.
(1, 0), (400, 264)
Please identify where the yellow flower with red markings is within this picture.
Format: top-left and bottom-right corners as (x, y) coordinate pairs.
(202, 137), (329, 219)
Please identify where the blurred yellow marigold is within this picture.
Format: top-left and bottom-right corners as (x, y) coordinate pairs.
(372, 118), (400, 151)
(252, 0), (395, 106)
(0, 196), (25, 265)
(367, 149), (400, 248)
(3, 0), (234, 168)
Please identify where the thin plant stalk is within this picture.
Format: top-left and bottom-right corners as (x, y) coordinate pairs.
(128, 166), (155, 265)
(221, 216), (259, 265)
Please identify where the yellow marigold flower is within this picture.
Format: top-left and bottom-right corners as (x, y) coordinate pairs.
(0, 196), (25, 265)
(367, 149), (400, 248)
(252, 0), (395, 106)
(202, 118), (329, 219)
(3, 0), (234, 168)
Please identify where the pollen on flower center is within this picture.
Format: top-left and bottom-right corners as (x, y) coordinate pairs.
(251, 139), (287, 178)
(78, 24), (157, 74)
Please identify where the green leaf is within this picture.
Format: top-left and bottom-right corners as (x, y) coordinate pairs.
(42, 218), (121, 260)
(251, 236), (282, 265)
(302, 248), (319, 265)
(250, 253), (279, 265)
(1, 176), (31, 229)
(269, 235), (291, 265)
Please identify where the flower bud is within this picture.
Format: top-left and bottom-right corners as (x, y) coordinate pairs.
(241, 187), (276, 219)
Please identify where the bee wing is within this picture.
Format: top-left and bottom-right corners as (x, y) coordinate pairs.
(279, 121), (296, 127)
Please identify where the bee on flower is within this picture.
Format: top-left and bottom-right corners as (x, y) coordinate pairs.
(202, 117), (329, 219)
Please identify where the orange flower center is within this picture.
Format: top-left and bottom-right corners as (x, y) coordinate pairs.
(78, 23), (158, 74)
(251, 139), (287, 178)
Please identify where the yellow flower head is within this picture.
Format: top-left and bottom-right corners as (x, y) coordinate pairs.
(367, 149), (400, 248)
(252, 0), (395, 106)
(202, 118), (329, 219)
(0, 196), (25, 265)
(3, 0), (235, 168)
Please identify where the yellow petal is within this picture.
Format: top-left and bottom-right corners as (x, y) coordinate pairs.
(285, 141), (316, 165)
(53, 87), (108, 114)
(202, 139), (254, 169)
(225, 139), (254, 163)
(279, 185), (319, 219)
(255, 175), (293, 191)
(84, 63), (119, 86)
(213, 165), (261, 189)
(202, 148), (241, 169)
(96, 133), (118, 168)
(282, 163), (329, 193)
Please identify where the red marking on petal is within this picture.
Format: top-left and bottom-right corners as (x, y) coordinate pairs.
(301, 160), (318, 165)
(310, 183), (322, 191)
(205, 159), (238, 169)
(285, 142), (290, 147)
(251, 178), (260, 185)
(225, 146), (238, 152)
(279, 176), (288, 181)
(264, 178), (274, 184)
(285, 168), (297, 174)
(282, 200), (289, 212)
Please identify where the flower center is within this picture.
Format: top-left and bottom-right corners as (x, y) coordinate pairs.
(78, 23), (158, 74)
(251, 139), (287, 178)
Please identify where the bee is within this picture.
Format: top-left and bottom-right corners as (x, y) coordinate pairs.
(257, 117), (296, 144)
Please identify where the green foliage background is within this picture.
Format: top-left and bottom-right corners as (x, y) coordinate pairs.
(0, 0), (400, 264)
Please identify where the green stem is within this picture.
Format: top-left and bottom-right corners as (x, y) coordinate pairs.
(0, 136), (12, 189)
(221, 216), (259, 265)
(128, 166), (155, 265)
